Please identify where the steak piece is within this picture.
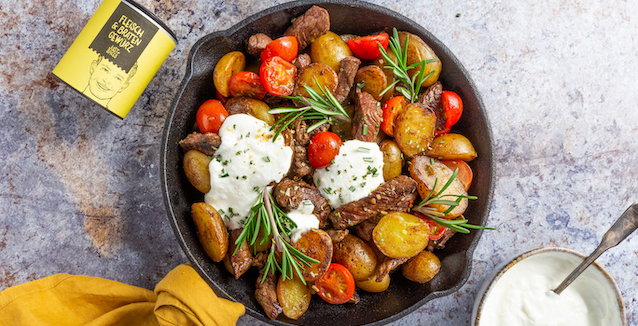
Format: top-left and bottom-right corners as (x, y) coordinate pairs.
(224, 97), (252, 115)
(354, 191), (417, 241)
(334, 56), (361, 103)
(351, 88), (382, 142)
(274, 178), (331, 228)
(288, 145), (314, 180)
(255, 272), (282, 320)
(354, 220), (375, 242)
(329, 175), (418, 230)
(293, 53), (312, 70)
(427, 227), (457, 251)
(179, 132), (221, 156)
(227, 229), (253, 279)
(292, 119), (329, 146)
(376, 257), (409, 282)
(247, 33), (272, 57)
(418, 81), (445, 132)
(326, 228), (349, 243)
(284, 6), (330, 51)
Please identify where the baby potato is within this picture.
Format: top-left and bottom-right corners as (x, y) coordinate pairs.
(191, 202), (228, 262)
(277, 275), (312, 320)
(332, 234), (378, 281)
(379, 139), (403, 181)
(292, 229), (333, 282)
(293, 63), (338, 98)
(183, 150), (212, 193)
(310, 31), (353, 72)
(354, 65), (387, 101)
(394, 103), (437, 158)
(426, 133), (478, 162)
(356, 273), (390, 293)
(401, 251), (441, 283)
(372, 51), (397, 102)
(213, 51), (246, 97)
(397, 32), (441, 88)
(409, 156), (468, 218)
(372, 212), (430, 259)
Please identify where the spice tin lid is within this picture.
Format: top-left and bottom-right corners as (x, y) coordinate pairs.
(52, 0), (177, 119)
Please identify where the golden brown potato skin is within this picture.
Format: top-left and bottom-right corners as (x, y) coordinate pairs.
(394, 103), (436, 158)
(292, 229), (333, 282)
(213, 51), (245, 97)
(310, 31), (353, 72)
(354, 65), (387, 101)
(183, 150), (212, 193)
(277, 275), (312, 320)
(371, 51), (397, 102)
(379, 139), (403, 181)
(332, 234), (378, 281)
(224, 97), (275, 125)
(401, 250), (441, 283)
(372, 212), (430, 259)
(293, 63), (338, 98)
(397, 32), (441, 88)
(191, 202), (228, 262)
(409, 156), (468, 218)
(356, 273), (390, 293)
(426, 133), (478, 162)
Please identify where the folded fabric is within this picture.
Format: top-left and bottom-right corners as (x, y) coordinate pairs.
(0, 264), (245, 326)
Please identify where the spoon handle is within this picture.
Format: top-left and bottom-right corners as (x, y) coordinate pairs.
(553, 203), (638, 295)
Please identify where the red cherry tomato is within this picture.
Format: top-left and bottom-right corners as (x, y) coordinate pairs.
(414, 212), (448, 241)
(315, 263), (355, 304)
(442, 91), (463, 129)
(228, 71), (267, 100)
(259, 56), (297, 96)
(308, 131), (342, 169)
(347, 32), (390, 60)
(380, 96), (406, 137)
(260, 36), (298, 62)
(440, 159), (473, 191)
(196, 99), (229, 134)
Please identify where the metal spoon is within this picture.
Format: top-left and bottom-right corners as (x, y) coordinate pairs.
(553, 203), (638, 295)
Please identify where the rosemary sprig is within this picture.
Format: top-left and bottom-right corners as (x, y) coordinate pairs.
(234, 188), (319, 283)
(268, 82), (351, 141)
(378, 28), (439, 103)
(413, 168), (494, 234)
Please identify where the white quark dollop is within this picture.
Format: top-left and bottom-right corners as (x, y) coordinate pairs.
(204, 114), (293, 230)
(287, 200), (320, 243)
(313, 140), (384, 208)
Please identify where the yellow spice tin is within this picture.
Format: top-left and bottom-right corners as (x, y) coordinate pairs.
(52, 0), (176, 119)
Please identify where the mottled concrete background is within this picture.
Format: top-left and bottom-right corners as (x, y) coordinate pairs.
(1, 0), (636, 325)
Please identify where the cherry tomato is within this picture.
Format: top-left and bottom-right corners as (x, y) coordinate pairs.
(347, 32), (390, 60)
(440, 159), (473, 191)
(260, 36), (298, 63)
(442, 90), (463, 129)
(260, 56), (297, 96)
(308, 131), (342, 169)
(315, 263), (355, 304)
(196, 99), (229, 134)
(228, 71), (267, 99)
(380, 96), (406, 137)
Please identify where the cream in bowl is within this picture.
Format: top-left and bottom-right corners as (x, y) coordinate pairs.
(472, 247), (625, 326)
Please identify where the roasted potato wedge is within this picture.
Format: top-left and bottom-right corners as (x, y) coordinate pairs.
(332, 234), (378, 281)
(310, 31), (353, 72)
(401, 250), (441, 283)
(426, 133), (478, 162)
(356, 273), (390, 293)
(397, 32), (441, 88)
(277, 275), (312, 320)
(292, 229), (333, 282)
(191, 202), (228, 262)
(409, 156), (468, 218)
(354, 65), (387, 101)
(224, 97), (275, 125)
(394, 103), (436, 158)
(293, 63), (338, 98)
(213, 51), (246, 97)
(183, 150), (212, 193)
(372, 212), (430, 259)
(379, 139), (403, 181)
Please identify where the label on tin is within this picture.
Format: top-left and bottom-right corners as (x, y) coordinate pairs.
(52, 0), (175, 118)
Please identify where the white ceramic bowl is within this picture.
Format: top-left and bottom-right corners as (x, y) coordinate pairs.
(471, 247), (626, 326)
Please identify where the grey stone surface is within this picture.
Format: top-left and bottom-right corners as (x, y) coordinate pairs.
(1, 0), (636, 325)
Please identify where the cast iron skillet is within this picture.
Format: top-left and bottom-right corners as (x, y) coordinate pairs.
(160, 1), (494, 325)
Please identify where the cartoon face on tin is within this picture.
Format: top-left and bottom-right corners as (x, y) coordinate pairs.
(83, 55), (137, 108)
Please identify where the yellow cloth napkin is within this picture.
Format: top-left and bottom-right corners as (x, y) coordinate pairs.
(0, 264), (245, 326)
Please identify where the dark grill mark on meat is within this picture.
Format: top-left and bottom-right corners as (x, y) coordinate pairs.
(334, 56), (361, 104)
(288, 145), (314, 180)
(179, 132), (221, 156)
(418, 81), (445, 132)
(228, 229), (253, 279)
(351, 88), (382, 142)
(328, 175), (418, 230)
(247, 33), (272, 57)
(293, 53), (311, 70)
(284, 5), (330, 51)
(255, 272), (283, 320)
(274, 178), (331, 228)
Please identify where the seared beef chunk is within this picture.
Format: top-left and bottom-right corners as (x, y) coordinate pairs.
(354, 220), (375, 242)
(292, 119), (330, 146)
(329, 175), (418, 230)
(228, 229), (253, 279)
(284, 5), (330, 51)
(255, 272), (283, 320)
(262, 93), (290, 107)
(376, 257), (409, 282)
(293, 53), (312, 70)
(326, 228), (349, 243)
(288, 145), (314, 180)
(224, 97), (252, 115)
(418, 81), (445, 132)
(334, 56), (361, 103)
(252, 252), (268, 269)
(274, 178), (331, 228)
(179, 132), (221, 156)
(427, 227), (457, 251)
(351, 88), (382, 142)
(247, 33), (272, 57)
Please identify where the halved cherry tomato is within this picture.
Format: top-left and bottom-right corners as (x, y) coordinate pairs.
(228, 71), (267, 99)
(315, 263), (355, 304)
(260, 36), (298, 62)
(308, 131), (342, 169)
(347, 32), (389, 60)
(440, 159), (473, 191)
(380, 96), (406, 137)
(196, 99), (229, 134)
(260, 56), (297, 96)
(414, 212), (448, 241)
(442, 90), (463, 129)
